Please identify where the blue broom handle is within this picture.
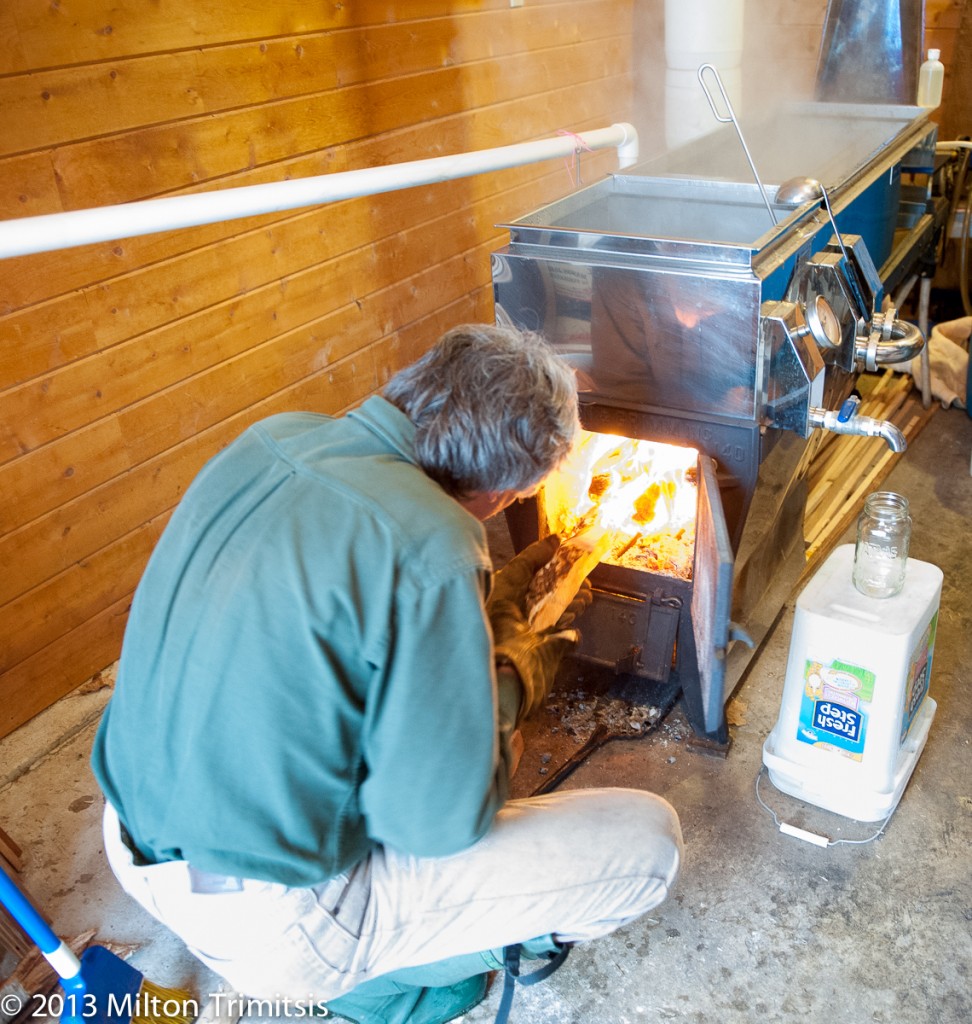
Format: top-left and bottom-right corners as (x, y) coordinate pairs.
(0, 860), (61, 953)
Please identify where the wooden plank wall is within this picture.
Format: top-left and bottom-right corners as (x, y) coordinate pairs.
(741, 0), (831, 113)
(0, 0), (635, 738)
(2, 1), (965, 741)
(926, 0), (968, 141)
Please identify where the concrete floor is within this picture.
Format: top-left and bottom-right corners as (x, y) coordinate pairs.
(1, 402), (970, 1024)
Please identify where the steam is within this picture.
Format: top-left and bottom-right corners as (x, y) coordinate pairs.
(632, 0), (828, 162)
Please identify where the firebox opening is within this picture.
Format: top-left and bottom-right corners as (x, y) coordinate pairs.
(538, 428), (700, 579)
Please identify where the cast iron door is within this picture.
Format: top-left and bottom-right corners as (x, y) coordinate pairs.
(691, 456), (735, 735)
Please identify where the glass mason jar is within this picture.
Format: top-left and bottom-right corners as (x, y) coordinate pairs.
(852, 491), (912, 598)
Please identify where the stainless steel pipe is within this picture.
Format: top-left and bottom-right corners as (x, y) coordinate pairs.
(856, 313), (925, 372)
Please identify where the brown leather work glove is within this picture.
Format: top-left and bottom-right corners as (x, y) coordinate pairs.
(487, 536), (582, 721)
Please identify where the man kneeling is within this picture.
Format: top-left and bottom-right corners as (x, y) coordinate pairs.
(92, 324), (683, 1023)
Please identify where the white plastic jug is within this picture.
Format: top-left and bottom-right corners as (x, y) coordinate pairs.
(763, 545), (942, 821)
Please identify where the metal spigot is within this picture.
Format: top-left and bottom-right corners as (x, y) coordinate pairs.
(856, 306), (925, 371)
(808, 396), (907, 452)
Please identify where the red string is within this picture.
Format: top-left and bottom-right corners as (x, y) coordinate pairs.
(556, 129), (594, 186)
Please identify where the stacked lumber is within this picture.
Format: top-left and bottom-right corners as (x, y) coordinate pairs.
(801, 370), (938, 576)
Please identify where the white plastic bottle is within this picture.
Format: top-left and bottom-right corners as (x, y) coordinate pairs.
(917, 48), (944, 109)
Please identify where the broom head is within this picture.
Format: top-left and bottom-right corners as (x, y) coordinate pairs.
(65, 946), (193, 1024)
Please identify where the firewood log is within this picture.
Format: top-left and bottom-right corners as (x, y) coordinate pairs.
(525, 528), (613, 632)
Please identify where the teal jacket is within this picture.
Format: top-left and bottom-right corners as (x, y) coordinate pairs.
(91, 397), (518, 886)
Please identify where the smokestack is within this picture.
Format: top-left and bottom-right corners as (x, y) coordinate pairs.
(815, 0), (925, 104)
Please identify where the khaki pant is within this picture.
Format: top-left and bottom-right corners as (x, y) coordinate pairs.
(103, 788), (682, 1002)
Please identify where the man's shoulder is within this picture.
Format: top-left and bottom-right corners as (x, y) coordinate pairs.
(208, 407), (491, 582)
(268, 414), (490, 578)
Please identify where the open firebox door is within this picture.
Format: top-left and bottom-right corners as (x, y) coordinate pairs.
(508, 428), (744, 747)
(690, 457), (741, 739)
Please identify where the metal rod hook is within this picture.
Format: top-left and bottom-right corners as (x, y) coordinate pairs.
(697, 63), (777, 226)
(697, 62), (735, 124)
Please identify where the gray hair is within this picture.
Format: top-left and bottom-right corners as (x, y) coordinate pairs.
(383, 324), (580, 498)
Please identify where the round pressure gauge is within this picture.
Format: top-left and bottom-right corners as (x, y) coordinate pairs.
(805, 295), (842, 349)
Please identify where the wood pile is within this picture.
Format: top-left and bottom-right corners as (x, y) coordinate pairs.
(800, 369), (938, 579)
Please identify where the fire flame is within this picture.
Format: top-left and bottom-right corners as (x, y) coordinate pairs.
(541, 429), (698, 578)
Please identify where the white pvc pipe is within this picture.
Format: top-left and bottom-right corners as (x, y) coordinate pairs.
(0, 123), (638, 260)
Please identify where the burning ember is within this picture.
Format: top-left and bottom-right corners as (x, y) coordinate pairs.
(539, 429), (699, 579)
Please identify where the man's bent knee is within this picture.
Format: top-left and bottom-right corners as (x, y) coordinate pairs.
(508, 787), (682, 942)
(573, 787), (682, 904)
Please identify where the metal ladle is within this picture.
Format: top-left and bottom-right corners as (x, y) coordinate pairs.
(775, 175), (851, 266)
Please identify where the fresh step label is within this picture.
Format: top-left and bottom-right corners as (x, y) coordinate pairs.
(900, 613), (937, 743)
(797, 658), (875, 761)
